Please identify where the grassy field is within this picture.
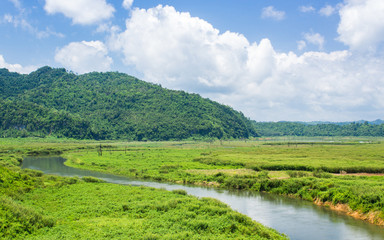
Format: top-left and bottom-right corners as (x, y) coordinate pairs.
(61, 138), (384, 224)
(0, 138), (287, 239)
(2, 137), (384, 239)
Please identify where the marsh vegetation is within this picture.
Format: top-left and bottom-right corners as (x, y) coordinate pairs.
(2, 137), (384, 239)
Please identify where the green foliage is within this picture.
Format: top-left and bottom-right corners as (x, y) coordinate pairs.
(0, 99), (94, 139)
(63, 139), (384, 222)
(0, 166), (39, 198)
(253, 121), (384, 137)
(0, 140), (286, 239)
(81, 176), (105, 183)
(0, 67), (258, 140)
(286, 171), (310, 178)
(0, 196), (55, 239)
(18, 183), (286, 240)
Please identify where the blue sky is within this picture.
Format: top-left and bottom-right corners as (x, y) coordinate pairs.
(1, 0), (384, 122)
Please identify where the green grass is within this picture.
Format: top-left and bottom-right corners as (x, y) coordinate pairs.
(61, 138), (384, 224)
(0, 138), (287, 239)
(2, 137), (384, 237)
(19, 182), (285, 240)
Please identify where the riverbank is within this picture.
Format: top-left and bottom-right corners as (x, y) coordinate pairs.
(59, 139), (384, 227)
(314, 199), (384, 226)
(0, 139), (287, 239)
(22, 155), (384, 240)
(2, 137), (384, 236)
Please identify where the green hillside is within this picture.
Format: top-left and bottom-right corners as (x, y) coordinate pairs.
(253, 121), (384, 137)
(0, 67), (257, 140)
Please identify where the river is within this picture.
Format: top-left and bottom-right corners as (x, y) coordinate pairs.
(22, 156), (384, 240)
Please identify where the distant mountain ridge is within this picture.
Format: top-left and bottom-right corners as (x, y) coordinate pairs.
(294, 119), (384, 126)
(0, 66), (258, 140)
(253, 120), (384, 137)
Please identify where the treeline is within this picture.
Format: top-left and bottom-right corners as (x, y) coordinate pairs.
(253, 121), (384, 137)
(0, 67), (257, 140)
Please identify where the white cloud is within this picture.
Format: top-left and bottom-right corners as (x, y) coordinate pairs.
(303, 32), (325, 50)
(319, 5), (336, 16)
(108, 5), (250, 92)
(0, 55), (37, 74)
(261, 6), (285, 21)
(1, 13), (64, 39)
(297, 40), (306, 51)
(299, 6), (315, 13)
(55, 41), (113, 74)
(108, 5), (384, 121)
(337, 0), (384, 52)
(44, 0), (115, 25)
(122, 0), (134, 10)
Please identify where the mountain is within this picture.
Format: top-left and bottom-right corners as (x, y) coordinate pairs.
(0, 67), (258, 140)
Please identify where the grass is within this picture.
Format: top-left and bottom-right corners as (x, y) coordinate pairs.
(0, 138), (287, 239)
(19, 182), (285, 240)
(2, 136), (384, 238)
(61, 138), (384, 224)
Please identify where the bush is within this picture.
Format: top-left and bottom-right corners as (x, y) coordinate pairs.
(172, 189), (187, 195)
(0, 196), (55, 238)
(313, 169), (332, 178)
(82, 176), (105, 183)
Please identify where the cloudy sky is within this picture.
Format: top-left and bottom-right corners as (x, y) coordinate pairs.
(1, 0), (384, 122)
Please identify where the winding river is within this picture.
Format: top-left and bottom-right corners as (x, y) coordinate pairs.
(22, 156), (384, 240)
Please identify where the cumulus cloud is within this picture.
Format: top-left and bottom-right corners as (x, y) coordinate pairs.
(108, 5), (251, 92)
(55, 41), (113, 74)
(122, 0), (134, 10)
(107, 5), (384, 121)
(44, 0), (115, 25)
(319, 5), (336, 16)
(337, 0), (384, 51)
(0, 55), (37, 74)
(261, 6), (285, 21)
(303, 32), (325, 50)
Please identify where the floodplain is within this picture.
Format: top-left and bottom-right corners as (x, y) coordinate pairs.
(2, 137), (384, 239)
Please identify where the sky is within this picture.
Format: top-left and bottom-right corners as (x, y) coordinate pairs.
(1, 0), (384, 122)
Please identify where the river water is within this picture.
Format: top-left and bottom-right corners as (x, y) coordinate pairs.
(22, 156), (384, 240)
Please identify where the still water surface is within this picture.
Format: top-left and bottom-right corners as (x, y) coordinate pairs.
(22, 156), (384, 240)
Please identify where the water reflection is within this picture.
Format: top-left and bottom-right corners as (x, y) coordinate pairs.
(22, 156), (384, 240)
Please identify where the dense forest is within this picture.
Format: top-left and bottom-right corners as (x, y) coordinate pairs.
(253, 121), (384, 137)
(0, 67), (257, 140)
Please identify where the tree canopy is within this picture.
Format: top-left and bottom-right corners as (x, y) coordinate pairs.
(253, 121), (384, 137)
(0, 67), (258, 140)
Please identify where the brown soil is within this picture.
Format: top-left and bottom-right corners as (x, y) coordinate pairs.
(314, 199), (384, 226)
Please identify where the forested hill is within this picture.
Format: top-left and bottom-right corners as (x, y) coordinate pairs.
(0, 66), (258, 140)
(253, 121), (384, 137)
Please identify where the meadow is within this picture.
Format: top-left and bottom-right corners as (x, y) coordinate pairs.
(2, 137), (384, 239)
(0, 138), (287, 239)
(62, 138), (384, 225)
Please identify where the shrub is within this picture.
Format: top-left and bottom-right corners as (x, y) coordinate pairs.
(0, 196), (55, 238)
(313, 169), (332, 178)
(82, 176), (105, 183)
(172, 189), (187, 195)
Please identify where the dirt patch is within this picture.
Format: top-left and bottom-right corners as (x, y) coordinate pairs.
(314, 199), (384, 226)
